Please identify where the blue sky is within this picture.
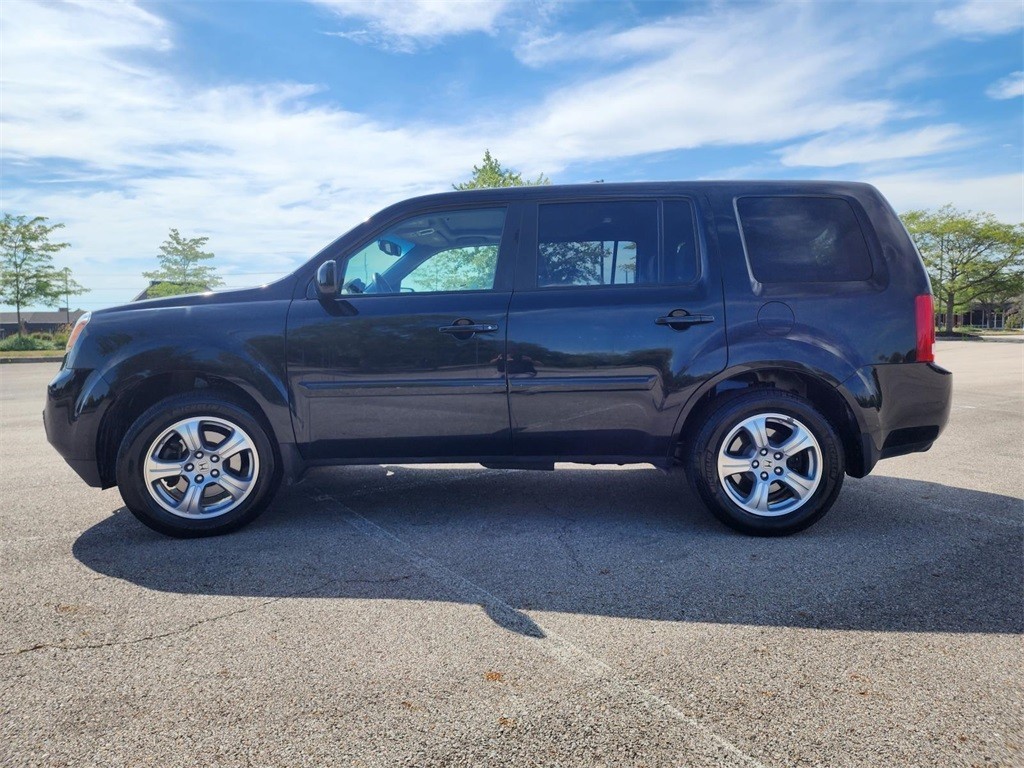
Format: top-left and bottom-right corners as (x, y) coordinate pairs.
(2, 0), (1022, 311)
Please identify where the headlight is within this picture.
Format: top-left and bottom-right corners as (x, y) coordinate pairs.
(65, 312), (91, 353)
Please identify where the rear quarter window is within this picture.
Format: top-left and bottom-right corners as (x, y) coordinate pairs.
(736, 196), (873, 283)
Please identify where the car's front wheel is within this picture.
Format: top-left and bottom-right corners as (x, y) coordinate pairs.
(116, 392), (280, 537)
(687, 390), (845, 536)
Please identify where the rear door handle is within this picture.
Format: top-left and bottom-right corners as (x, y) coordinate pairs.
(655, 311), (715, 328)
(439, 321), (499, 335)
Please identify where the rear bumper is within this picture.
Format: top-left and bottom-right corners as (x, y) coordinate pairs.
(44, 366), (111, 488)
(840, 362), (952, 477)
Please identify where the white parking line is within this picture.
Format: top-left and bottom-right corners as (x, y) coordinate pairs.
(311, 489), (772, 768)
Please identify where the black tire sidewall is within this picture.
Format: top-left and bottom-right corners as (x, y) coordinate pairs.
(689, 391), (844, 536)
(116, 393), (278, 537)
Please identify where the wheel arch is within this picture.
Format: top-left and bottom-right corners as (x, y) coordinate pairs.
(672, 363), (870, 477)
(96, 370), (284, 489)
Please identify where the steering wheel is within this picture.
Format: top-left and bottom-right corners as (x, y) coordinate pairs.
(371, 271), (396, 294)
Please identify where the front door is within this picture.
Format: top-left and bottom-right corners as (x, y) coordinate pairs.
(288, 204), (518, 461)
(506, 196), (727, 461)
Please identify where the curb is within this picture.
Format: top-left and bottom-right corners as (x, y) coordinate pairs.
(976, 336), (1024, 344)
(0, 356), (64, 364)
(938, 336), (1024, 344)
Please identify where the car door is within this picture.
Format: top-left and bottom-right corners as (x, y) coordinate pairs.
(287, 204), (519, 461)
(505, 196), (727, 461)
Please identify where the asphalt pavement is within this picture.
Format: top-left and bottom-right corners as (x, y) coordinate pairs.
(1, 340), (1021, 767)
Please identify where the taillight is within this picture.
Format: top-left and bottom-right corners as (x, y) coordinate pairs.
(65, 312), (91, 353)
(915, 295), (934, 363)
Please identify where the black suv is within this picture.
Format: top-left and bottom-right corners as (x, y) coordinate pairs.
(45, 182), (951, 537)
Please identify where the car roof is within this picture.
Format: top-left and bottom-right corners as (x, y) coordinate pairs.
(382, 180), (878, 212)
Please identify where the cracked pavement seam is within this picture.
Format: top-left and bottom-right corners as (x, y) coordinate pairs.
(1, 574), (414, 657)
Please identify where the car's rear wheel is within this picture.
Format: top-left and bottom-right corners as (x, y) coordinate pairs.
(116, 392), (279, 537)
(687, 389), (844, 535)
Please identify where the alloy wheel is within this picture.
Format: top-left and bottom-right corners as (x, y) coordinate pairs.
(716, 412), (822, 517)
(142, 416), (260, 519)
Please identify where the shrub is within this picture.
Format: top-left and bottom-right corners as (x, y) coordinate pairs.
(0, 332), (67, 351)
(52, 324), (72, 347)
(0, 334), (49, 351)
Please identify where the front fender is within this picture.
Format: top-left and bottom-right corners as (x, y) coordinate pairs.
(76, 301), (295, 461)
(98, 344), (294, 444)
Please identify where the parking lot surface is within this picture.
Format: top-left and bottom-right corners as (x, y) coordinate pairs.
(1, 341), (1021, 767)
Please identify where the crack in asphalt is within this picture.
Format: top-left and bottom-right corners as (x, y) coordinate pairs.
(553, 514), (586, 573)
(0, 574), (414, 657)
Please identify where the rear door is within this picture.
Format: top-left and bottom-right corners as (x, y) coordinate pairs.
(287, 204), (519, 461)
(505, 195), (727, 461)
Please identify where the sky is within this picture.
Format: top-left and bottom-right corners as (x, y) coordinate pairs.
(2, 0), (1022, 311)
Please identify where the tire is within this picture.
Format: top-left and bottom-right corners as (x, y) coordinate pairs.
(116, 391), (280, 537)
(686, 389), (844, 536)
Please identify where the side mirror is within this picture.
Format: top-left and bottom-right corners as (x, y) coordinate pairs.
(315, 260), (339, 298)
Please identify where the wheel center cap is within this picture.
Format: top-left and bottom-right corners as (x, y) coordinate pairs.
(197, 461), (209, 472)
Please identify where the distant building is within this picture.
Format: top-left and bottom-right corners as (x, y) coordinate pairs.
(132, 280), (212, 301)
(958, 300), (1018, 330)
(0, 310), (86, 337)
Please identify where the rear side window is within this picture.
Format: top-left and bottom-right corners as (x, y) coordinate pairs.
(736, 196), (872, 283)
(663, 199), (700, 284)
(538, 200), (658, 287)
(536, 199), (700, 287)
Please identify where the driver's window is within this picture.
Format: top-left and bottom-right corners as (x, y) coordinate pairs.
(341, 239), (404, 294)
(340, 207), (506, 295)
(405, 245), (498, 292)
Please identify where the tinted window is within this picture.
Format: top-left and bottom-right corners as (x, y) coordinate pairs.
(538, 201), (658, 287)
(736, 196), (872, 283)
(342, 207), (505, 294)
(404, 245), (498, 292)
(663, 199), (700, 284)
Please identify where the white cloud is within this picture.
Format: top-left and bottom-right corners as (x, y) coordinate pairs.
(778, 125), (969, 167)
(0, 1), (510, 304)
(499, 4), (919, 169)
(867, 171), (1024, 223)
(986, 71), (1024, 99)
(934, 0), (1024, 36)
(516, 18), (687, 67)
(312, 0), (511, 50)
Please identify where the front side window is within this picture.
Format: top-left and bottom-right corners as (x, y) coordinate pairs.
(537, 201), (659, 287)
(404, 245), (499, 292)
(341, 207), (506, 294)
(736, 196), (872, 283)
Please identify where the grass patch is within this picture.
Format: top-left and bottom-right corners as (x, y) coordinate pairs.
(0, 349), (65, 359)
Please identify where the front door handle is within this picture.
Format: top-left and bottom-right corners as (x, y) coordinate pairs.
(655, 311), (715, 328)
(439, 320), (499, 336)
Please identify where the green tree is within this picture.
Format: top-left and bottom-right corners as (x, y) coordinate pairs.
(0, 214), (69, 335)
(902, 206), (1024, 334)
(143, 229), (224, 297)
(453, 149), (550, 190)
(54, 267), (90, 325)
